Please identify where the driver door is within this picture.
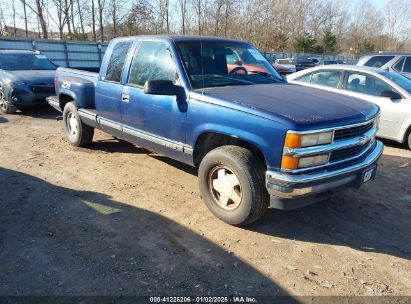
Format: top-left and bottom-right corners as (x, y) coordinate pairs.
(121, 40), (188, 155)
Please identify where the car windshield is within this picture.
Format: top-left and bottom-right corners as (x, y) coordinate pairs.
(380, 71), (411, 95)
(176, 41), (283, 89)
(0, 53), (56, 71)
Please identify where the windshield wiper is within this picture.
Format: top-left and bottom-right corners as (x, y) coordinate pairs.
(249, 71), (285, 82)
(202, 74), (254, 85)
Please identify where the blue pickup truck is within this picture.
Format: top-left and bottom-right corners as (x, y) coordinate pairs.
(48, 35), (383, 225)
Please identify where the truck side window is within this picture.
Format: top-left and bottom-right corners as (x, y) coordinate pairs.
(128, 41), (177, 87)
(104, 41), (132, 83)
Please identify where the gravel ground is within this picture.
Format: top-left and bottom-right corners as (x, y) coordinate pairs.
(0, 108), (410, 298)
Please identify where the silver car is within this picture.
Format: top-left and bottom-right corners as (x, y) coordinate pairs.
(287, 65), (411, 149)
(357, 53), (411, 79)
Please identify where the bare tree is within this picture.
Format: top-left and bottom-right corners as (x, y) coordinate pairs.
(76, 0), (85, 36)
(91, 0), (97, 40)
(97, 0), (105, 41)
(384, 0), (411, 50)
(178, 0), (188, 34)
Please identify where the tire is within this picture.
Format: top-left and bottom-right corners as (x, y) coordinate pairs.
(198, 145), (269, 226)
(407, 130), (411, 151)
(0, 85), (17, 114)
(63, 101), (94, 147)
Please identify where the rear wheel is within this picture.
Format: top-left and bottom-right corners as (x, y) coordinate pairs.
(0, 85), (17, 114)
(63, 101), (94, 147)
(198, 145), (269, 226)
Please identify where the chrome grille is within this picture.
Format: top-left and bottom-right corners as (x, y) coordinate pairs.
(330, 143), (370, 162)
(333, 121), (373, 141)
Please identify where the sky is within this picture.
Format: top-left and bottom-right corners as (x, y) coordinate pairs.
(370, 0), (388, 8)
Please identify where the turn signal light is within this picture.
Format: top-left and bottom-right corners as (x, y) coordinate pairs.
(281, 156), (299, 170)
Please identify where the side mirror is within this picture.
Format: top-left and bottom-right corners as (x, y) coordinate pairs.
(234, 60), (243, 66)
(143, 80), (183, 96)
(380, 90), (401, 100)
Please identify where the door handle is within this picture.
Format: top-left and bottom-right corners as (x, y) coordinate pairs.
(122, 94), (130, 102)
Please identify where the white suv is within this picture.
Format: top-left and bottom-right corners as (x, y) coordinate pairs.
(357, 53), (411, 79)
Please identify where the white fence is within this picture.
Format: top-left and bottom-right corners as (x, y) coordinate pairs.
(0, 37), (109, 71)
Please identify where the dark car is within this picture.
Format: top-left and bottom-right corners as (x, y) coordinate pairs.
(294, 56), (317, 71)
(0, 50), (57, 114)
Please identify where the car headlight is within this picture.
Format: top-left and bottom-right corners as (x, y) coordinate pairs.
(281, 131), (333, 170)
(284, 131), (333, 148)
(298, 154), (329, 168)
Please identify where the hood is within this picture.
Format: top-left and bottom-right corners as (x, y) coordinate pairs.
(5, 70), (55, 84)
(195, 83), (379, 130)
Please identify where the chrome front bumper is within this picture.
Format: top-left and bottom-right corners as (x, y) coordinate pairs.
(266, 140), (384, 209)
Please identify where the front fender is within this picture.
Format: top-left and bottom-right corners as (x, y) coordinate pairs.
(187, 100), (290, 169)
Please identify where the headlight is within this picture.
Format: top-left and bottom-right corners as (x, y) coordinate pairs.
(282, 131), (333, 170)
(281, 153), (329, 170)
(298, 154), (329, 168)
(284, 131), (333, 148)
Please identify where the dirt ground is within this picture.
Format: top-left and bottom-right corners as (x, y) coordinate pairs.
(0, 107), (410, 298)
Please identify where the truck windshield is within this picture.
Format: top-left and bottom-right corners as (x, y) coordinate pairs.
(176, 41), (283, 89)
(0, 54), (56, 71)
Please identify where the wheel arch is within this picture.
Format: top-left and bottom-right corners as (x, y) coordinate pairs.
(58, 93), (76, 112)
(193, 131), (267, 168)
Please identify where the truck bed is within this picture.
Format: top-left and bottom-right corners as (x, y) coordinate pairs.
(57, 68), (98, 83)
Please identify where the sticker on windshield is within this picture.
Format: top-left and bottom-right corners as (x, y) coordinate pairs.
(35, 55), (47, 59)
(248, 49), (266, 61)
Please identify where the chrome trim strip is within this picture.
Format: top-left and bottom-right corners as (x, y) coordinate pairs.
(287, 116), (377, 135)
(284, 128), (377, 157)
(78, 109), (97, 121)
(283, 139), (376, 174)
(267, 141), (383, 185)
(98, 117), (123, 131)
(184, 147), (194, 155)
(122, 126), (193, 154)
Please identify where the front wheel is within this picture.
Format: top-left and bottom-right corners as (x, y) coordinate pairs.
(198, 145), (269, 226)
(63, 102), (94, 147)
(0, 85), (16, 114)
(407, 130), (411, 151)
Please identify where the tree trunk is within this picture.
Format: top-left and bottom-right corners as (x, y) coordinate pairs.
(70, 0), (77, 38)
(35, 0), (48, 38)
(22, 0), (28, 37)
(91, 0), (96, 40)
(64, 0), (72, 37)
(97, 0), (104, 41)
(76, 0), (85, 36)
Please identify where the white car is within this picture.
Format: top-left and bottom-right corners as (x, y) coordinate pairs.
(287, 65), (411, 149)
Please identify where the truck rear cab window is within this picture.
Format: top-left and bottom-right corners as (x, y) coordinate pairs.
(104, 41), (132, 82)
(128, 41), (177, 87)
(364, 56), (394, 68)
